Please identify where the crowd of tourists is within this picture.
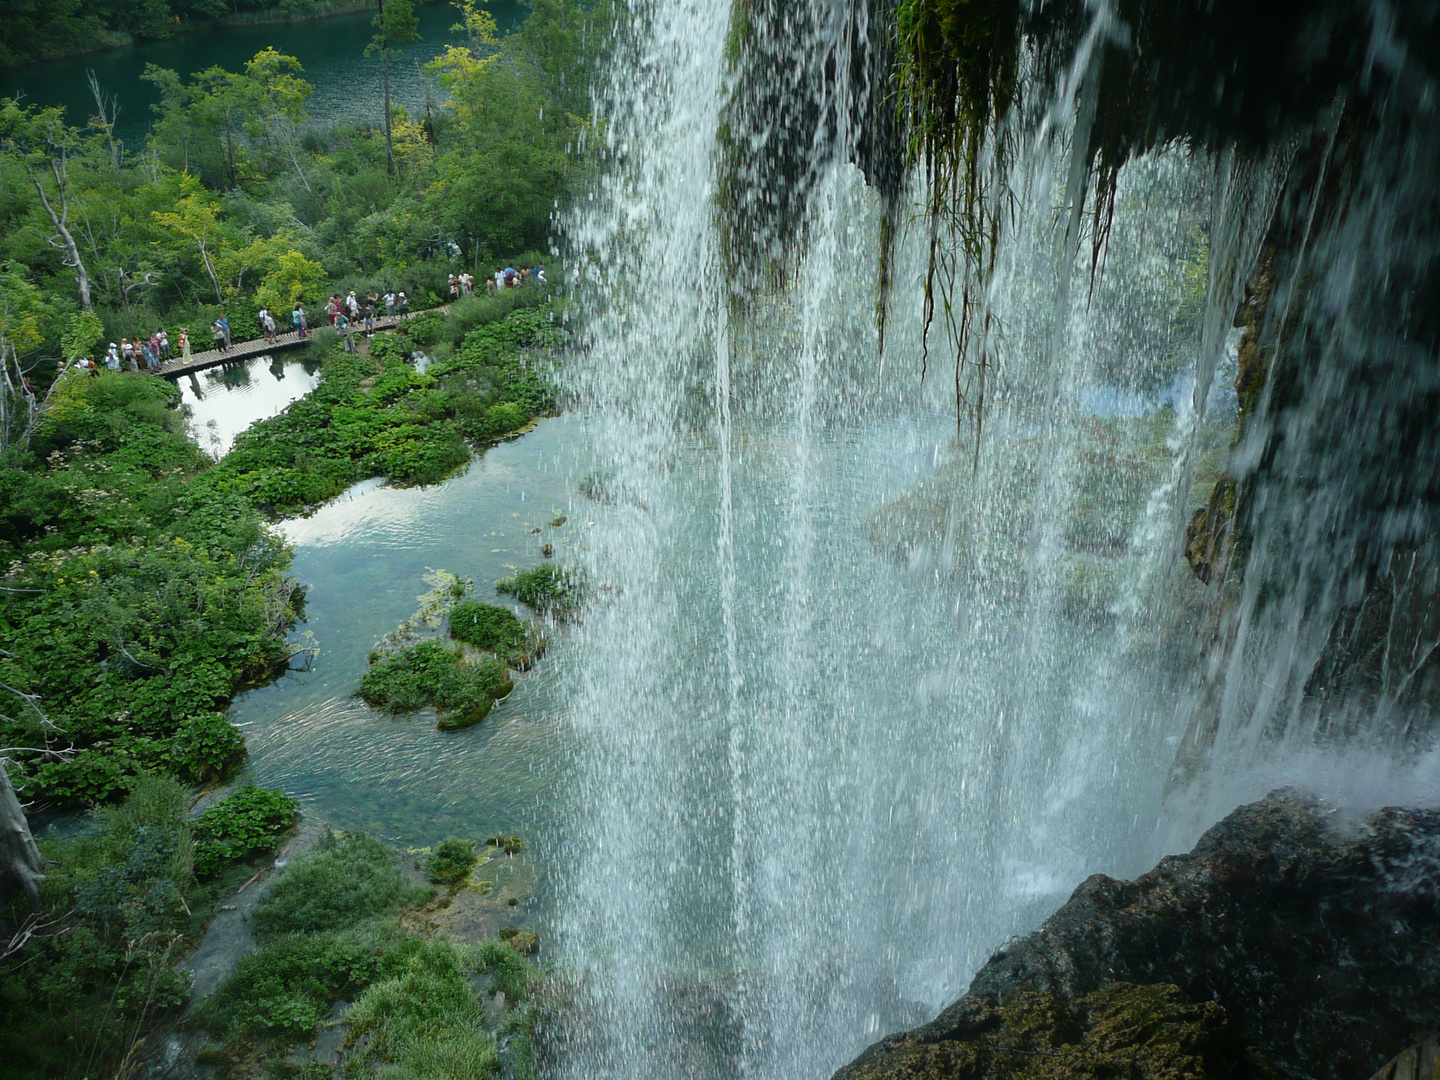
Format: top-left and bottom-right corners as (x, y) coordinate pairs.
(62, 263), (570, 377)
(486, 264), (549, 294)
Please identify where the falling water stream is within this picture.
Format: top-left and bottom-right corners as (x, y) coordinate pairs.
(542, 2), (1440, 1078)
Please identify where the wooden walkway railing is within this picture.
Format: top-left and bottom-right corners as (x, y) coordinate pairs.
(153, 310), (435, 379)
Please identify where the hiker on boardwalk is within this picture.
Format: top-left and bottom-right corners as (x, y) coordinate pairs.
(448, 274), (460, 302)
(346, 291), (359, 319)
(397, 291), (409, 318)
(219, 315), (232, 350)
(293, 304), (308, 339)
(384, 290), (396, 316)
(336, 311), (356, 353)
(263, 310), (277, 343)
(158, 330), (171, 361)
(362, 303), (376, 337)
(178, 328), (192, 363)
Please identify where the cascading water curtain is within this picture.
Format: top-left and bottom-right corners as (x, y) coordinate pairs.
(543, 1), (1439, 1078)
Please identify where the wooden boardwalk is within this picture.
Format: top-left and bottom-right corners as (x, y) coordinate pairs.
(153, 310), (431, 379)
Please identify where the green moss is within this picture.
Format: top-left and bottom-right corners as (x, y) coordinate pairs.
(425, 836), (480, 886)
(843, 984), (1238, 1080)
(251, 832), (431, 939)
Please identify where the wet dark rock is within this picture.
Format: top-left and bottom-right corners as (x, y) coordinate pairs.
(834, 791), (1440, 1080)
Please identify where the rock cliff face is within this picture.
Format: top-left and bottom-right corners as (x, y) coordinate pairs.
(833, 791), (1440, 1080)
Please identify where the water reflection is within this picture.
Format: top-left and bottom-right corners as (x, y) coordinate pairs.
(178, 354), (322, 457)
(230, 416), (593, 850)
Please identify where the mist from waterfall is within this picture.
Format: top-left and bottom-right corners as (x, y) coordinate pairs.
(544, 2), (1440, 1077)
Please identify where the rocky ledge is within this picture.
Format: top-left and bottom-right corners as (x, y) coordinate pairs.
(834, 791), (1440, 1080)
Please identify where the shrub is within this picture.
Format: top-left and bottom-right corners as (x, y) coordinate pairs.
(425, 837), (479, 886)
(202, 927), (394, 1040)
(495, 564), (582, 617)
(191, 786), (299, 878)
(251, 832), (430, 939)
(448, 601), (526, 651)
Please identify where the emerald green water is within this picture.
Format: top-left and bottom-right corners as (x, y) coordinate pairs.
(4, 1), (526, 145)
(228, 415), (590, 851)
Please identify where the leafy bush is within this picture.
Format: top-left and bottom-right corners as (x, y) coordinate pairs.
(358, 640), (512, 728)
(495, 564), (583, 617)
(0, 373), (301, 806)
(169, 711), (247, 783)
(425, 837), (479, 886)
(252, 832), (430, 939)
(448, 601), (526, 651)
(191, 786), (299, 878)
(202, 927), (395, 1040)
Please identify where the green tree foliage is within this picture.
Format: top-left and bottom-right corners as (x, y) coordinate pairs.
(0, 372), (303, 805)
(0, 777), (299, 1080)
(0, 1), (614, 384)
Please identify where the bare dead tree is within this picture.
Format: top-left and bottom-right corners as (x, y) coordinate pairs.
(87, 70), (122, 177)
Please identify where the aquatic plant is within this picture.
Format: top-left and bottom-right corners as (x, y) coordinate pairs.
(495, 564), (583, 618)
(359, 639), (513, 729)
(449, 600), (527, 651)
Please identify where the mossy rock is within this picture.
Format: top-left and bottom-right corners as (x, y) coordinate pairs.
(436, 695), (495, 732)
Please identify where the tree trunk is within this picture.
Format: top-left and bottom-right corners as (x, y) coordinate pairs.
(382, 48), (396, 175)
(30, 164), (92, 311)
(224, 107), (238, 189)
(0, 762), (43, 912)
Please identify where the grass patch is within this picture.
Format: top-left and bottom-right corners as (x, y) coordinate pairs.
(252, 832), (432, 939)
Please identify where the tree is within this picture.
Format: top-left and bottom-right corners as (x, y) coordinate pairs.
(240, 48), (316, 193)
(0, 101), (95, 311)
(254, 249), (327, 314)
(366, 0), (422, 176)
(152, 185), (234, 302)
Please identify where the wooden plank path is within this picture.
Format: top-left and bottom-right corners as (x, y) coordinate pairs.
(153, 309), (441, 379)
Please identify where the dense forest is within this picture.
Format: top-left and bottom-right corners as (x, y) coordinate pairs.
(1, 1), (397, 66)
(0, 0), (610, 390)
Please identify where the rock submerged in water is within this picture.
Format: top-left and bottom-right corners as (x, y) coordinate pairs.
(833, 791), (1440, 1080)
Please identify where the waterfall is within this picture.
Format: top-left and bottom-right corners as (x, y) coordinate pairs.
(549, 2), (1440, 1077)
